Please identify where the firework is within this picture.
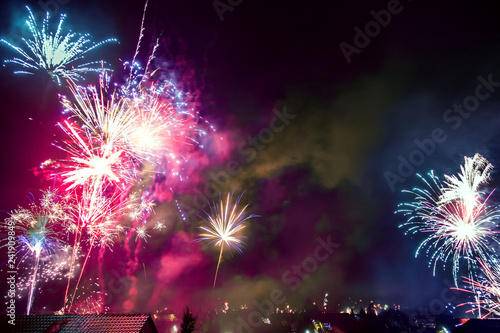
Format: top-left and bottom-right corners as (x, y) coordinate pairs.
(135, 225), (151, 242)
(3, 1), (215, 315)
(3, 189), (73, 314)
(457, 259), (500, 318)
(126, 191), (155, 221)
(439, 154), (494, 221)
(65, 279), (109, 314)
(154, 221), (166, 231)
(54, 88), (202, 288)
(0, 6), (117, 85)
(55, 118), (130, 191)
(52, 33), (203, 313)
(14, 248), (81, 301)
(397, 155), (500, 286)
(61, 82), (137, 150)
(64, 182), (127, 312)
(116, 6), (204, 166)
(58, 76), (203, 184)
(196, 193), (258, 289)
(123, 80), (202, 163)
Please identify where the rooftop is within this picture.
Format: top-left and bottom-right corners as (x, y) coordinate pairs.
(2, 313), (158, 333)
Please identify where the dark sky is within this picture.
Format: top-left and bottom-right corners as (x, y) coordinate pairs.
(2, 0), (500, 317)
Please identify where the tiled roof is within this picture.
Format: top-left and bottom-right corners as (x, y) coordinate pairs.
(10, 313), (158, 333)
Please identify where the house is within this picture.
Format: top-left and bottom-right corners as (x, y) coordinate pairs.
(1, 313), (158, 333)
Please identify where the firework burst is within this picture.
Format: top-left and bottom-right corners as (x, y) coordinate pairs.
(123, 80), (202, 163)
(135, 225), (150, 242)
(0, 6), (117, 85)
(153, 221), (166, 231)
(61, 81), (137, 150)
(3, 189), (74, 314)
(397, 155), (500, 286)
(55, 118), (130, 191)
(196, 193), (258, 289)
(58, 74), (204, 186)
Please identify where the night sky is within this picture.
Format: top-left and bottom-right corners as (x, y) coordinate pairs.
(2, 0), (500, 317)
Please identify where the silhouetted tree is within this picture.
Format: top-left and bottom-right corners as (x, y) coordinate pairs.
(379, 309), (411, 333)
(181, 306), (197, 333)
(304, 297), (320, 316)
(359, 306), (366, 316)
(367, 302), (376, 316)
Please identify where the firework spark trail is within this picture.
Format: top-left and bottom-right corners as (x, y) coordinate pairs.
(59, 70), (204, 182)
(196, 193), (258, 289)
(65, 279), (109, 314)
(127, 193), (153, 283)
(122, 191), (154, 311)
(128, 0), (149, 86)
(61, 81), (137, 152)
(64, 181), (128, 312)
(397, 155), (500, 286)
(68, 233), (97, 311)
(456, 259), (500, 318)
(55, 119), (129, 191)
(27, 254), (40, 315)
(439, 154), (494, 225)
(0, 6), (117, 85)
(97, 239), (111, 313)
(124, 83), (201, 163)
(63, 231), (80, 311)
(13, 248), (78, 315)
(3, 189), (73, 314)
(61, 177), (123, 309)
(55, 98), (132, 309)
(123, 206), (152, 312)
